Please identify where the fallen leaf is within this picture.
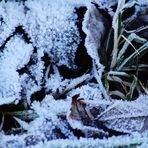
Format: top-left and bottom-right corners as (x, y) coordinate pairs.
(68, 94), (148, 134)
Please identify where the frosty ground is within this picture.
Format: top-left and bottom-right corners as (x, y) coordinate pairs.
(0, 0), (148, 147)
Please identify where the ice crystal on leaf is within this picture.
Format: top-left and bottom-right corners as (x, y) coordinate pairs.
(82, 4), (105, 63)
(68, 94), (148, 134)
(0, 0), (80, 69)
(0, 35), (33, 105)
(0, 2), (25, 46)
(24, 0), (80, 68)
(69, 83), (103, 101)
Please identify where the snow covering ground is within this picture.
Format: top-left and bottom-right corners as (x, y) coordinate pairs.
(0, 0), (148, 147)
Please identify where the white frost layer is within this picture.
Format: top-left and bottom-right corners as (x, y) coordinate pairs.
(0, 1), (25, 46)
(0, 132), (148, 148)
(0, 35), (33, 105)
(37, 133), (148, 148)
(0, 0), (81, 69)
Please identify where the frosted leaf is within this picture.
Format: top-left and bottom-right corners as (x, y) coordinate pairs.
(0, 68), (20, 105)
(26, 99), (76, 140)
(23, 0), (80, 68)
(0, 34), (44, 105)
(68, 94), (109, 138)
(0, 0), (80, 69)
(0, 35), (33, 105)
(1, 133), (148, 147)
(0, 1), (25, 46)
(99, 95), (148, 133)
(68, 94), (148, 134)
(82, 5), (109, 100)
(0, 35), (33, 69)
(82, 4), (106, 62)
(69, 83), (103, 101)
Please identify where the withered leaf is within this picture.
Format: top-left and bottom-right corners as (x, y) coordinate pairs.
(98, 96), (148, 133)
(82, 4), (106, 61)
(68, 95), (108, 138)
(68, 94), (94, 127)
(68, 95), (148, 134)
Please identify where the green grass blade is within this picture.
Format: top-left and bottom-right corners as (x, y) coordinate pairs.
(116, 33), (147, 66)
(122, 64), (148, 71)
(126, 75), (137, 100)
(125, 25), (148, 34)
(117, 42), (148, 71)
(110, 90), (126, 99)
(108, 71), (130, 77)
(104, 74), (109, 91)
(118, 12), (122, 38)
(111, 0), (125, 69)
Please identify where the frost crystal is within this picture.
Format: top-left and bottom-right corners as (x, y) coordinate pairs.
(0, 0), (80, 69)
(0, 35), (33, 105)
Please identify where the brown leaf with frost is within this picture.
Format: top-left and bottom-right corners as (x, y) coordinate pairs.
(82, 4), (107, 61)
(68, 94), (148, 134)
(68, 94), (92, 126)
(68, 94), (108, 138)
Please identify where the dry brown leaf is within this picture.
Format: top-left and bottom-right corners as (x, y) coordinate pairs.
(68, 94), (108, 138)
(68, 95), (148, 134)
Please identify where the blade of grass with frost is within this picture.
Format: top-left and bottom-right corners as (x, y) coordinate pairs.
(126, 75), (137, 100)
(139, 81), (148, 95)
(5, 110), (38, 121)
(125, 25), (148, 34)
(107, 75), (131, 88)
(104, 74), (109, 91)
(0, 113), (4, 130)
(117, 42), (148, 71)
(93, 60), (109, 100)
(104, 28), (112, 54)
(116, 34), (138, 68)
(134, 35), (147, 44)
(111, 0), (125, 69)
(116, 33), (147, 66)
(122, 64), (148, 71)
(121, 34), (138, 53)
(108, 71), (130, 77)
(110, 90), (126, 99)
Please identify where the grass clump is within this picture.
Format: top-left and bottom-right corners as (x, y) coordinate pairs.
(102, 0), (148, 100)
